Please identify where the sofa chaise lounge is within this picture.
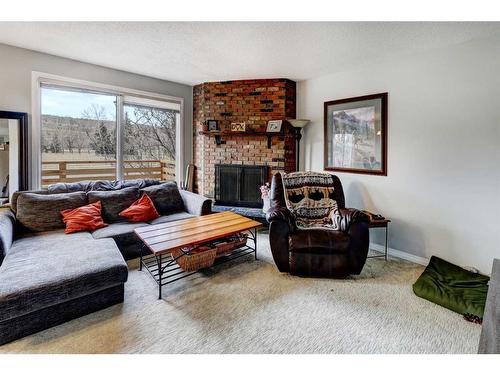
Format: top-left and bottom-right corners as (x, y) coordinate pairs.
(0, 179), (212, 345)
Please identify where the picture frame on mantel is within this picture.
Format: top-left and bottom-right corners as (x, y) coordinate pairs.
(324, 92), (387, 176)
(206, 119), (218, 131)
(266, 119), (282, 132)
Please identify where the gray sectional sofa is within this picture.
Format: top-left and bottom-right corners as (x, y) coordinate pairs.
(0, 179), (212, 345)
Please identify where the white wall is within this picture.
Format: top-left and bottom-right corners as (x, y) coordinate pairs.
(0, 43), (193, 188)
(298, 35), (500, 273)
(8, 119), (19, 196)
(0, 119), (8, 196)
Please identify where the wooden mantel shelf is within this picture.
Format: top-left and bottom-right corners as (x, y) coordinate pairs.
(198, 130), (289, 148)
(198, 130), (286, 137)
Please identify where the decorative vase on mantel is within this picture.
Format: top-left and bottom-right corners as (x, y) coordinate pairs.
(262, 197), (271, 214)
(260, 182), (271, 213)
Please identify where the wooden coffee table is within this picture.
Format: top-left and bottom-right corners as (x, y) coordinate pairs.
(135, 211), (262, 298)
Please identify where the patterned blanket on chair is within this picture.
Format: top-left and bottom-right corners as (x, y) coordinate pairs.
(281, 171), (339, 230)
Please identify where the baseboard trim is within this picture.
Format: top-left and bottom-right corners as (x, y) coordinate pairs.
(369, 243), (429, 266)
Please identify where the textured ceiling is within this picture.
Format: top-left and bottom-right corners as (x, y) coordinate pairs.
(0, 22), (498, 85)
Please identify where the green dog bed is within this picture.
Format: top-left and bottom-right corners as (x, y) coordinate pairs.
(413, 256), (490, 320)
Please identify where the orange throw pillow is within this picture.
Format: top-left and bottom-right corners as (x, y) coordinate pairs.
(119, 193), (160, 222)
(61, 201), (107, 234)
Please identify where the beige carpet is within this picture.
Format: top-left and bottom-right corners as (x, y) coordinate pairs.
(0, 231), (481, 354)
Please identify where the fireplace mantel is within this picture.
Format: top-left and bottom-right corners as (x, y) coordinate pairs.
(198, 129), (292, 148)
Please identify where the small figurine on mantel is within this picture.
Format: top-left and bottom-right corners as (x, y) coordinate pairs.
(260, 182), (271, 213)
(230, 122), (246, 132)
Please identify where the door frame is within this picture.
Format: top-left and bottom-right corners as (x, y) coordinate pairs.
(0, 111), (29, 191)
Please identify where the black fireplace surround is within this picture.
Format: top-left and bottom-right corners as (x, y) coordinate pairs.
(215, 164), (268, 208)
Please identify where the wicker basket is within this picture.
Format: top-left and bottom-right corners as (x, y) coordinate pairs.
(171, 246), (217, 272)
(214, 234), (248, 258)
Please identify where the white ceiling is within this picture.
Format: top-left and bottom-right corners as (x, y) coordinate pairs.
(0, 22), (499, 86)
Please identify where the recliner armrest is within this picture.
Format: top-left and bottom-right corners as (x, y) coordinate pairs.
(179, 190), (212, 216)
(338, 208), (369, 232)
(267, 207), (294, 273)
(266, 207), (296, 232)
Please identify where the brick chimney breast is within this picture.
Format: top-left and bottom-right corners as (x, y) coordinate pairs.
(193, 79), (297, 197)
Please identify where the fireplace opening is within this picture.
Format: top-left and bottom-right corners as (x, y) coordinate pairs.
(215, 164), (268, 208)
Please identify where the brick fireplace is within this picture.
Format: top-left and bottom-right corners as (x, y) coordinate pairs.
(193, 78), (297, 201)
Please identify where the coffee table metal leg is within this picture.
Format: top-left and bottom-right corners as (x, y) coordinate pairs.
(139, 244), (144, 271)
(384, 226), (389, 261)
(254, 228), (258, 260)
(157, 254), (163, 299)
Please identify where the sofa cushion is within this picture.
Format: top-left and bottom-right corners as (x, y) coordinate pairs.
(11, 189), (48, 214)
(413, 256), (490, 319)
(0, 230), (128, 322)
(149, 212), (195, 225)
(289, 229), (350, 254)
(16, 191), (88, 232)
(92, 221), (149, 247)
(140, 182), (184, 215)
(88, 187), (139, 223)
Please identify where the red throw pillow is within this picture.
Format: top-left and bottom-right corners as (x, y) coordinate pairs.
(119, 193), (160, 222)
(61, 201), (107, 234)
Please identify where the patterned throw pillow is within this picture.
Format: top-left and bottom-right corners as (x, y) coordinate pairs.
(281, 171), (339, 230)
(119, 194), (160, 222)
(61, 201), (107, 234)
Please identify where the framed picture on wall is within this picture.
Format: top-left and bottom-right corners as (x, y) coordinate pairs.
(324, 93), (387, 176)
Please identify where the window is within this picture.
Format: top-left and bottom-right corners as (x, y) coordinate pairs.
(41, 87), (118, 186)
(35, 75), (183, 189)
(123, 98), (180, 182)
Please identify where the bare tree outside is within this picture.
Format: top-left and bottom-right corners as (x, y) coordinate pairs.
(82, 104), (116, 159)
(122, 104), (177, 181)
(124, 105), (176, 161)
(81, 103), (108, 122)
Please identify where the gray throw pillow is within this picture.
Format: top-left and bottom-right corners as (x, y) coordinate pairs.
(140, 182), (185, 215)
(88, 187), (139, 223)
(16, 191), (88, 232)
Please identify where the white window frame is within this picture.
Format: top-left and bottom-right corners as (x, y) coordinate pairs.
(31, 71), (184, 190)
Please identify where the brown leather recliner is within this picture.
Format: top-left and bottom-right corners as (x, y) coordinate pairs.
(266, 173), (370, 278)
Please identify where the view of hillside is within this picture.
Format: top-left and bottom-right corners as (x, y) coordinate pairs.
(41, 114), (115, 161)
(41, 104), (177, 162)
(41, 104), (178, 184)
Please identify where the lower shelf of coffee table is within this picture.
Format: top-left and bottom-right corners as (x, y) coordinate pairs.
(140, 245), (257, 288)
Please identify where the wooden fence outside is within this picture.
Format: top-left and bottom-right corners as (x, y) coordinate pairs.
(41, 159), (175, 187)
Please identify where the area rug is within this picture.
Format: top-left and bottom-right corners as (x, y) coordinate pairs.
(0, 231), (481, 354)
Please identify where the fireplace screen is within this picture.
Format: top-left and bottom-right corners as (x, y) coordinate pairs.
(215, 164), (268, 208)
